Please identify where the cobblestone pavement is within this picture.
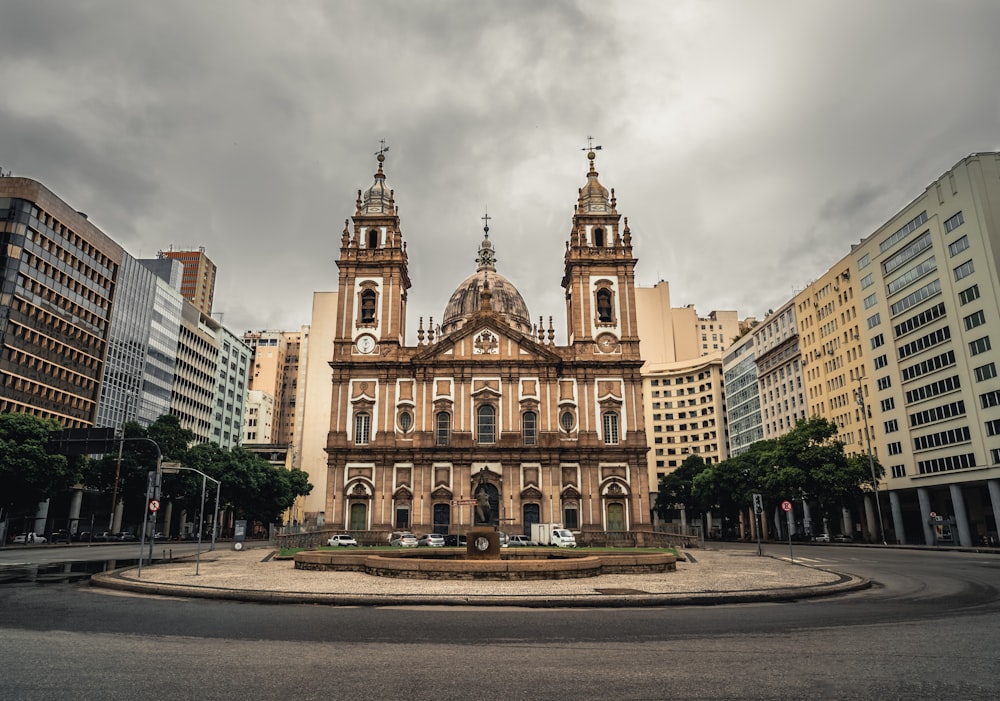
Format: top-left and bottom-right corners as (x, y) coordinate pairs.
(90, 547), (869, 607)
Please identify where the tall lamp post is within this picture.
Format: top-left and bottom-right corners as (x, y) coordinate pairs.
(855, 374), (888, 544)
(159, 465), (221, 575)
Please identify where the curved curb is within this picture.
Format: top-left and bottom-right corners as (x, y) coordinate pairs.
(88, 567), (870, 608)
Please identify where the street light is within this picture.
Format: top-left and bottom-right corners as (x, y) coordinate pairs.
(159, 465), (221, 575)
(855, 374), (888, 545)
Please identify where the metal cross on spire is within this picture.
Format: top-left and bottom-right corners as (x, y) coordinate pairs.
(482, 207), (491, 237)
(582, 136), (602, 154)
(375, 139), (390, 162)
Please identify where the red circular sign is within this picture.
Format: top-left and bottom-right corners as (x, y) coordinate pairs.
(781, 500), (793, 513)
(149, 499), (161, 512)
(929, 511), (937, 518)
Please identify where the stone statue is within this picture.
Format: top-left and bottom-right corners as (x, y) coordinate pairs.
(475, 487), (492, 525)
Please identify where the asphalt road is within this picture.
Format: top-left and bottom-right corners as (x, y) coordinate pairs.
(2, 543), (998, 700)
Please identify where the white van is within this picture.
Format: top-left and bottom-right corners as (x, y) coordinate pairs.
(551, 528), (577, 547)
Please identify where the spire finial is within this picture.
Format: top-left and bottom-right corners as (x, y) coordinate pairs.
(375, 139), (389, 164)
(582, 136), (602, 171)
(481, 207), (491, 238)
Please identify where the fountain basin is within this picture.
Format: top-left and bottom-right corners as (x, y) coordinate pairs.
(294, 549), (676, 581)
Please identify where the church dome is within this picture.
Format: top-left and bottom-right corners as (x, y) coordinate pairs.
(440, 217), (532, 336)
(578, 149), (610, 213)
(361, 153), (393, 214)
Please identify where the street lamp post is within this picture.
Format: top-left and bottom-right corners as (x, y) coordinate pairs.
(856, 374), (888, 545)
(159, 465), (221, 575)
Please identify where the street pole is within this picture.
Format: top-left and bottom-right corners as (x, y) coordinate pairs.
(135, 439), (162, 579)
(856, 375), (888, 544)
(210, 479), (221, 552)
(196, 472), (206, 575)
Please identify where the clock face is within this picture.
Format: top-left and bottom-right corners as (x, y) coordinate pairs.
(474, 536), (490, 552)
(596, 333), (619, 353)
(357, 335), (376, 354)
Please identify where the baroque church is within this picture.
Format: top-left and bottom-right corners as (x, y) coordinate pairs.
(324, 147), (651, 538)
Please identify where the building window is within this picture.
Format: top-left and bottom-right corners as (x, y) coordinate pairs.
(948, 235), (970, 257)
(880, 397), (895, 411)
(974, 363), (997, 382)
(954, 260), (975, 281)
(435, 411), (451, 446)
(959, 284), (980, 305)
(891, 465), (906, 478)
(877, 376), (892, 391)
(861, 273), (874, 290)
(867, 313), (881, 329)
(360, 289), (377, 324)
(964, 310), (986, 330)
(398, 410), (413, 432)
(858, 253), (871, 270)
(367, 228), (379, 249)
(522, 411), (537, 446)
(560, 410), (575, 432)
(477, 405), (496, 444)
(888, 441), (902, 455)
(884, 419), (898, 433)
(593, 227), (605, 247)
(944, 211), (964, 233)
(871, 333), (884, 349)
(354, 412), (371, 445)
(602, 411), (620, 445)
(873, 354), (888, 370)
(864, 293), (878, 309)
(970, 336), (992, 356)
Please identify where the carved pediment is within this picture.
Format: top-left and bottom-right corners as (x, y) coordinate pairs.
(561, 485), (582, 500)
(520, 485), (543, 500)
(393, 486), (413, 501)
(431, 486), (453, 500)
(412, 317), (562, 364)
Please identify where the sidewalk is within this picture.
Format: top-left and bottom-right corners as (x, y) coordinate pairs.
(90, 547), (869, 607)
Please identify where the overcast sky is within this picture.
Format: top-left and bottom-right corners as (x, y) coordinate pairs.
(3, 0), (999, 341)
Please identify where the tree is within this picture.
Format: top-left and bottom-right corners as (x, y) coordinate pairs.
(0, 413), (78, 518)
(655, 454), (706, 520)
(183, 444), (313, 527)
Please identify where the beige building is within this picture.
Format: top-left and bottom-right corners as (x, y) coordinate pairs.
(849, 152), (1000, 546)
(243, 389), (275, 444)
(318, 150), (650, 539)
(755, 299), (806, 440)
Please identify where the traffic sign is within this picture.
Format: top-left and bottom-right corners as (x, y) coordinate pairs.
(929, 511), (937, 518)
(780, 500), (793, 513)
(149, 499), (161, 512)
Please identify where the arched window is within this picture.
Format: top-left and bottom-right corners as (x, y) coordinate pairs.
(435, 411), (451, 446)
(593, 227), (605, 247)
(477, 405), (496, 444)
(522, 411), (537, 446)
(398, 410), (413, 433)
(367, 228), (379, 249)
(602, 411), (619, 445)
(560, 410), (575, 433)
(360, 289), (377, 324)
(354, 412), (371, 445)
(596, 288), (613, 323)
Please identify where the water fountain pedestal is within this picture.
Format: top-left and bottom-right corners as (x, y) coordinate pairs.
(466, 527), (501, 559)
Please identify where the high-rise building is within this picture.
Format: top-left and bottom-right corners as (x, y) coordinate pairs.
(849, 152), (1000, 547)
(0, 178), (123, 427)
(722, 331), (763, 457)
(753, 299), (807, 440)
(158, 247), (217, 317)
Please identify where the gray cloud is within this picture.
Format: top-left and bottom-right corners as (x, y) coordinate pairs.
(3, 0), (999, 335)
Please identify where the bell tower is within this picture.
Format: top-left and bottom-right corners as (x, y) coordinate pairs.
(561, 142), (639, 358)
(335, 144), (411, 357)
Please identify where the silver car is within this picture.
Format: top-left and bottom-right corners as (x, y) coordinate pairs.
(389, 532), (418, 547)
(418, 533), (445, 547)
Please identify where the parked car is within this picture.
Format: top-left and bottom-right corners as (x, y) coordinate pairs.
(418, 533), (445, 547)
(508, 535), (533, 547)
(327, 534), (359, 547)
(812, 533), (830, 543)
(13, 532), (46, 544)
(93, 531), (115, 542)
(50, 530), (72, 543)
(389, 532), (417, 547)
(152, 532), (167, 541)
(115, 532), (137, 542)
(74, 531), (92, 542)
(443, 534), (467, 547)
(832, 534), (853, 543)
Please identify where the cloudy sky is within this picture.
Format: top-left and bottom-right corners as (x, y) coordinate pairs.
(2, 0), (999, 340)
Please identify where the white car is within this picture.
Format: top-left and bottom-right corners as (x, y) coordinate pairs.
(508, 535), (534, 547)
(418, 533), (445, 547)
(389, 532), (418, 547)
(13, 533), (46, 544)
(327, 534), (358, 547)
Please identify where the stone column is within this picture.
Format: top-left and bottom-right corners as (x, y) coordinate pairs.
(113, 500), (124, 533)
(988, 480), (1000, 545)
(949, 483), (972, 547)
(917, 487), (934, 545)
(889, 491), (906, 545)
(864, 495), (876, 543)
(68, 489), (83, 534)
(163, 501), (174, 538)
(841, 506), (852, 538)
(705, 510), (713, 539)
(33, 499), (50, 535)
(786, 507), (795, 538)
(802, 499), (813, 537)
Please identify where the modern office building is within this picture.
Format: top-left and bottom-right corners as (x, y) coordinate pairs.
(753, 299), (807, 440)
(212, 326), (250, 449)
(0, 178), (123, 427)
(722, 331), (763, 457)
(157, 247), (217, 317)
(849, 152), (1000, 546)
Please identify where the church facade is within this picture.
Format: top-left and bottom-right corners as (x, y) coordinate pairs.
(324, 149), (651, 538)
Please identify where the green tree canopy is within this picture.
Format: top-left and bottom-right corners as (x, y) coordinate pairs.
(0, 413), (78, 517)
